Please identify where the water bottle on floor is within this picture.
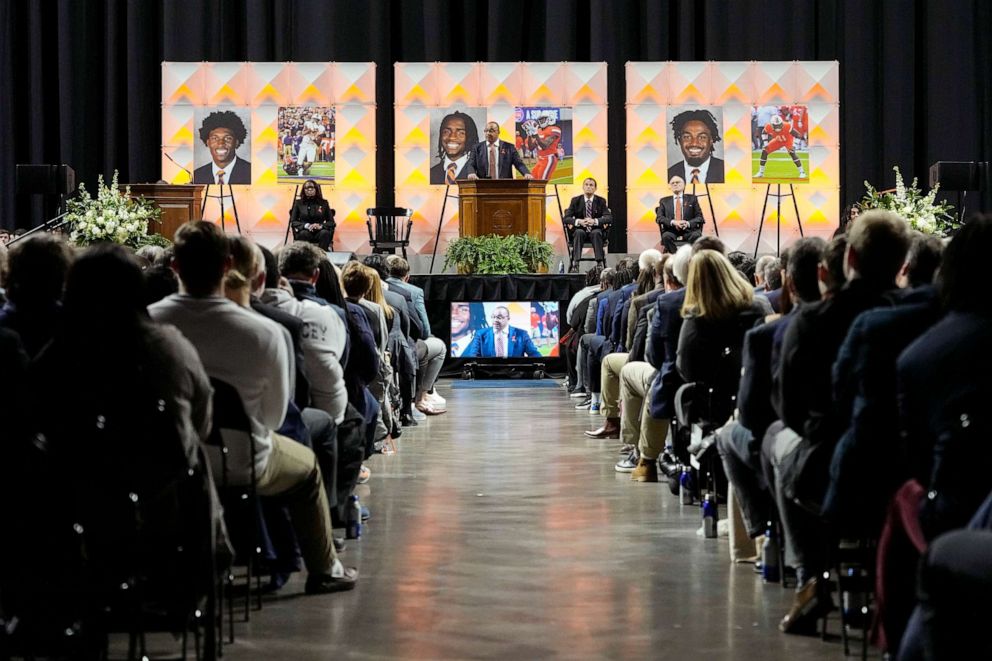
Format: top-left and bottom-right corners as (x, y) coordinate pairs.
(346, 494), (363, 540)
(679, 467), (694, 505)
(761, 521), (781, 583)
(702, 493), (718, 538)
(558, 259), (565, 274)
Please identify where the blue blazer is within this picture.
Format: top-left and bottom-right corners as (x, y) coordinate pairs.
(463, 326), (541, 358)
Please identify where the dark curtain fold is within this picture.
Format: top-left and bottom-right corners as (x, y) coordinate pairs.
(4, 0), (992, 245)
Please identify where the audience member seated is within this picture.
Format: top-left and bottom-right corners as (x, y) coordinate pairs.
(752, 254), (776, 293)
(762, 257), (784, 313)
(767, 210), (910, 634)
(149, 221), (357, 594)
(0, 234), (72, 357)
(290, 179), (335, 250)
(656, 174), (704, 254)
(564, 266), (607, 397)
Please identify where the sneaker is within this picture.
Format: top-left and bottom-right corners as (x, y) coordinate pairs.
(425, 390), (446, 408)
(357, 465), (371, 484)
(360, 506), (371, 522)
(619, 443), (634, 454)
(756, 168), (765, 178)
(569, 389), (588, 399)
(575, 398), (592, 410)
(412, 408), (427, 422)
(304, 567), (359, 595)
(615, 450), (639, 473)
(589, 402), (600, 414)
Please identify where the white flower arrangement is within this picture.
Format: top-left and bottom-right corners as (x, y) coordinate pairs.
(65, 171), (165, 248)
(861, 166), (958, 236)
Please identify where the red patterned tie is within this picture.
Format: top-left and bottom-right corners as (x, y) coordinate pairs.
(489, 144), (497, 179)
(675, 196), (682, 220)
(496, 333), (505, 357)
(446, 163), (457, 185)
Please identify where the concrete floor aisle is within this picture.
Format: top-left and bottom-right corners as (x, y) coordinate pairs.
(224, 381), (846, 660)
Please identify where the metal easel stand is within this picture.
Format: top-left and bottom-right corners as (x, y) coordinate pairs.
(549, 183), (573, 267)
(688, 181), (720, 238)
(200, 183), (242, 234)
(753, 183), (803, 258)
(429, 184), (459, 274)
(282, 184), (301, 245)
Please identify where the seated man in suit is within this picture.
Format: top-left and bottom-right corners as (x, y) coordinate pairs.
(192, 110), (252, 185)
(463, 305), (541, 358)
(563, 177), (612, 270)
(466, 121), (533, 180)
(656, 175), (704, 254)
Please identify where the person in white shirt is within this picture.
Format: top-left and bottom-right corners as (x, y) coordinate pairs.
(149, 221), (357, 594)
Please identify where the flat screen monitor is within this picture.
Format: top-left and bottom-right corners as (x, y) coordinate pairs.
(449, 301), (560, 358)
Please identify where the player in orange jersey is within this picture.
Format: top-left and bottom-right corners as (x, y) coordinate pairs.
(531, 111), (562, 180)
(756, 115), (806, 179)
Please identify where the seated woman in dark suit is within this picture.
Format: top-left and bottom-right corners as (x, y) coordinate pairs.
(290, 180), (335, 250)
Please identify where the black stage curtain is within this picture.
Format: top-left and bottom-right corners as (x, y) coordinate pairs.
(4, 1), (992, 244)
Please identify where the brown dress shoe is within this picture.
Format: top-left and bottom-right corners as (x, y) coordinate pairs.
(630, 457), (659, 482)
(584, 418), (620, 438)
(779, 578), (833, 634)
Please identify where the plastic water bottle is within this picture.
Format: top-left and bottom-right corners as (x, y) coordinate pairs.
(346, 494), (362, 540)
(679, 467), (694, 505)
(702, 493), (718, 538)
(558, 259), (565, 274)
(761, 521), (781, 583)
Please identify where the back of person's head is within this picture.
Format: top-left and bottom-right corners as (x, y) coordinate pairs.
(172, 221), (228, 297)
(692, 235), (726, 255)
(387, 254), (411, 279)
(226, 236), (259, 293)
(903, 230), (944, 288)
(822, 235), (848, 295)
(5, 234), (72, 308)
(638, 248), (662, 273)
(939, 214), (992, 315)
(754, 254), (776, 285)
(846, 210), (911, 285)
(634, 268), (655, 296)
(662, 255), (676, 287)
(363, 265), (393, 321)
(670, 244), (692, 287)
(655, 254), (670, 282)
(764, 258), (783, 290)
(63, 243), (146, 332)
(144, 264), (178, 306)
(787, 237), (826, 304)
(157, 246), (175, 268)
(0, 241), (7, 288)
(682, 249), (754, 319)
(315, 258), (346, 307)
(136, 245), (165, 266)
(362, 254), (389, 280)
(728, 251), (756, 284)
(600, 268), (615, 289)
(341, 261), (373, 299)
(584, 264), (603, 286)
(259, 245), (280, 288)
(280, 241), (323, 279)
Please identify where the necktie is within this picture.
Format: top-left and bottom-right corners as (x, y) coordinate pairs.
(675, 196), (682, 220)
(216, 170), (226, 185)
(691, 168), (700, 185)
(489, 143), (497, 179)
(586, 198), (593, 218)
(446, 163), (457, 185)
(495, 333), (505, 357)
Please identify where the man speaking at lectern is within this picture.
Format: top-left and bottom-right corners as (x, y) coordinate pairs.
(463, 306), (541, 358)
(466, 122), (533, 180)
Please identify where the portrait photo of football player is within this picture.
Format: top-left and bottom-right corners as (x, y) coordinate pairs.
(429, 108), (485, 185)
(752, 104), (809, 183)
(666, 107), (724, 186)
(193, 108), (252, 185)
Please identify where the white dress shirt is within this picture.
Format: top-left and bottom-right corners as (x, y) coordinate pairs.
(680, 157), (711, 185)
(211, 155), (240, 185)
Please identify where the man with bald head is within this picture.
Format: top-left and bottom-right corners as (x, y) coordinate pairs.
(656, 174), (705, 254)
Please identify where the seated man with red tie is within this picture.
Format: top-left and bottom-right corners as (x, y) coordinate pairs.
(655, 175), (705, 254)
(462, 305), (542, 358)
(563, 178), (612, 271)
(466, 121), (533, 181)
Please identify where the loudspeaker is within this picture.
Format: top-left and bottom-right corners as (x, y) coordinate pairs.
(325, 251), (357, 268)
(929, 161), (982, 191)
(16, 164), (76, 196)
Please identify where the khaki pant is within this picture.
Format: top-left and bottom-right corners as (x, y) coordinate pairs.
(258, 433), (338, 575)
(619, 361), (669, 460)
(600, 352), (629, 418)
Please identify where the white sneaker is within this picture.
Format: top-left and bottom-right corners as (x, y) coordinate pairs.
(425, 390), (446, 408)
(798, 168), (807, 178)
(412, 408), (427, 422)
(756, 168), (765, 178)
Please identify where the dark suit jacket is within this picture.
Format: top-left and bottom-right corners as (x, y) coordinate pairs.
(655, 194), (704, 232)
(563, 194), (612, 230)
(667, 157), (725, 185)
(290, 199), (335, 235)
(192, 157), (252, 185)
(628, 288), (665, 362)
(430, 158), (471, 185)
(463, 326), (541, 358)
(737, 316), (789, 441)
(466, 140), (529, 179)
(647, 288), (687, 419)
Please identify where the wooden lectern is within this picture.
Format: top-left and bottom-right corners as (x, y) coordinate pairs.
(122, 184), (204, 240)
(457, 179), (547, 240)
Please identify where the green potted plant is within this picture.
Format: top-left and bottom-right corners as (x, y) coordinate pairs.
(472, 234), (528, 274)
(517, 234), (554, 272)
(444, 235), (480, 273)
(444, 233), (557, 274)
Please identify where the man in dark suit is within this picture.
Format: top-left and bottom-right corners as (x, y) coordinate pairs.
(463, 305), (541, 358)
(466, 121), (532, 180)
(563, 177), (612, 270)
(192, 110), (252, 185)
(656, 175), (704, 254)
(667, 108), (725, 186)
(429, 111), (480, 185)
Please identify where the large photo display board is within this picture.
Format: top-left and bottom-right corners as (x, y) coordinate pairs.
(395, 62), (608, 257)
(161, 62), (375, 249)
(626, 61), (839, 254)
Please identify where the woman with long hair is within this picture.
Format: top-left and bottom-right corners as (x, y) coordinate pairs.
(290, 179), (335, 250)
